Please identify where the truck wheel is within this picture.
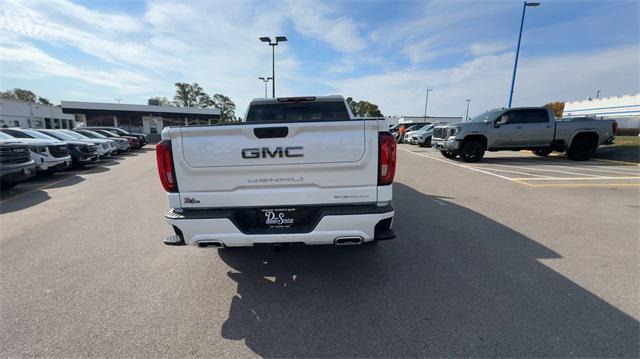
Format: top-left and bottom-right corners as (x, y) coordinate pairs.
(532, 148), (553, 157)
(440, 150), (457, 159)
(460, 139), (486, 162)
(568, 137), (597, 161)
(420, 136), (432, 147)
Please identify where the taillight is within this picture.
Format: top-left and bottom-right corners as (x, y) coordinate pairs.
(156, 140), (178, 192)
(612, 121), (618, 134)
(378, 132), (397, 186)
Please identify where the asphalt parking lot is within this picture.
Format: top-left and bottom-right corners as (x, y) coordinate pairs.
(1, 145), (638, 357)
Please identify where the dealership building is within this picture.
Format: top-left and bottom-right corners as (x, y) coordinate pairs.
(61, 100), (221, 136)
(563, 93), (639, 130)
(0, 98), (76, 129)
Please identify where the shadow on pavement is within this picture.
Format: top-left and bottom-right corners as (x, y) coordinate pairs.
(217, 182), (639, 357)
(0, 189), (50, 214)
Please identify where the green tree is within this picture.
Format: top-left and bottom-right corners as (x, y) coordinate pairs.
(543, 101), (565, 118)
(1, 88), (39, 103)
(346, 97), (383, 117)
(211, 93), (236, 121)
(38, 97), (52, 105)
(13, 88), (37, 103)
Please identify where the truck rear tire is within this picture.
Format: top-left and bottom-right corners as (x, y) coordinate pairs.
(460, 139), (486, 162)
(568, 137), (597, 161)
(440, 150), (457, 159)
(532, 148), (553, 157)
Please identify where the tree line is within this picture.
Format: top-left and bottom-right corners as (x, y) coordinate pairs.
(1, 88), (53, 106)
(151, 82), (238, 122)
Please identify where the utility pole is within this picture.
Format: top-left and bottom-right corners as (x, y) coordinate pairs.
(508, 1), (541, 108)
(424, 89), (433, 119)
(260, 36), (287, 97)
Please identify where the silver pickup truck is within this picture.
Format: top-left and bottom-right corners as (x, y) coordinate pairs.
(432, 107), (616, 162)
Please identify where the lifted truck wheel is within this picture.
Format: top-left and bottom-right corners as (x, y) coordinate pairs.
(440, 150), (457, 159)
(567, 137), (597, 161)
(532, 148), (553, 157)
(460, 139), (486, 163)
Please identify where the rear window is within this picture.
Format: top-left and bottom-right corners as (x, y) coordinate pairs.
(245, 101), (350, 123)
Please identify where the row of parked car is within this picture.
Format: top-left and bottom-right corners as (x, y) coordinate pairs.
(390, 123), (435, 147)
(0, 127), (148, 190)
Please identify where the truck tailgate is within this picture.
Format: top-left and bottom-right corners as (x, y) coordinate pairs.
(170, 120), (381, 208)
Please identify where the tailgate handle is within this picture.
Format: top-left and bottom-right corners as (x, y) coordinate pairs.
(254, 127), (288, 138)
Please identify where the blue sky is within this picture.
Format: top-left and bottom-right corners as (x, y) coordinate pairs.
(1, 0), (638, 118)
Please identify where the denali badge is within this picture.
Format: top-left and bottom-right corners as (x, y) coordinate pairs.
(242, 146), (303, 159)
(183, 197), (200, 204)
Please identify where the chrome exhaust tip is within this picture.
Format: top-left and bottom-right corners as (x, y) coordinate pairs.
(197, 240), (224, 248)
(334, 236), (364, 246)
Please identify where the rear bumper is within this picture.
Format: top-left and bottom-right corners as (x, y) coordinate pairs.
(165, 204), (395, 247)
(431, 138), (460, 152)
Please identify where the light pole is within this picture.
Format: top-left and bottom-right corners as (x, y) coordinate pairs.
(424, 89), (433, 119)
(258, 77), (272, 98)
(465, 99), (471, 121)
(508, 1), (540, 108)
(596, 89), (602, 99)
(259, 36), (287, 98)
(114, 98), (122, 104)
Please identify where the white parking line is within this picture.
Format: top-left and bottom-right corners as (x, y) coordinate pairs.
(399, 148), (515, 181)
(400, 147), (640, 188)
(474, 167), (548, 178)
(511, 176), (640, 181)
(477, 163), (604, 177)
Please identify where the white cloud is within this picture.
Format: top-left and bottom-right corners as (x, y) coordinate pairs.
(285, 0), (365, 52)
(0, 39), (155, 94)
(329, 45), (640, 118)
(468, 42), (511, 57)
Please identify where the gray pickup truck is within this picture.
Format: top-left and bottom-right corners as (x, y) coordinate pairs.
(432, 107), (616, 162)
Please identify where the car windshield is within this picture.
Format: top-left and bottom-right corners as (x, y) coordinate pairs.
(109, 128), (130, 135)
(79, 130), (108, 139)
(0, 131), (13, 140)
(20, 129), (58, 140)
(60, 130), (88, 140)
(94, 130), (116, 137)
(44, 131), (76, 141)
(469, 110), (503, 123)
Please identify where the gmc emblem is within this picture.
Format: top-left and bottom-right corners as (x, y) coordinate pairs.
(242, 146), (304, 159)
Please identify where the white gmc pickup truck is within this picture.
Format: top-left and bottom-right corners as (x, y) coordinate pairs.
(157, 96), (396, 248)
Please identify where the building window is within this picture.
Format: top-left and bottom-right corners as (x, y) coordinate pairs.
(13, 120), (20, 127)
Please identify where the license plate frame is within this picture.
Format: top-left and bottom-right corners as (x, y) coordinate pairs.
(259, 208), (297, 229)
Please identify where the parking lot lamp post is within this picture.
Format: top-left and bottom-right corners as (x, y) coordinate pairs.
(465, 99), (471, 121)
(424, 89), (433, 119)
(596, 89), (602, 99)
(258, 77), (273, 98)
(260, 36), (287, 98)
(508, 1), (540, 108)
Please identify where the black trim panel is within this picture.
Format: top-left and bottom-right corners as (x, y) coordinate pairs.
(166, 203), (394, 235)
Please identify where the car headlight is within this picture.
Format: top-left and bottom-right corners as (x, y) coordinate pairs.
(449, 127), (461, 137)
